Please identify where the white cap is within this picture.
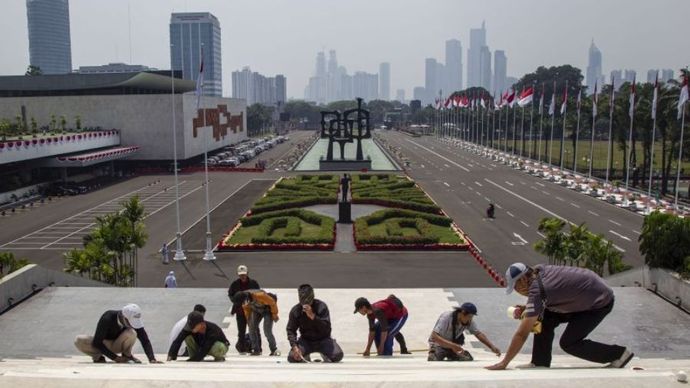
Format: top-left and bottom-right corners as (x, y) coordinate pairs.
(122, 304), (144, 329)
(237, 265), (248, 275)
(505, 262), (528, 294)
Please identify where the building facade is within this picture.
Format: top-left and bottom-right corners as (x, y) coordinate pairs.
(467, 21), (487, 88)
(170, 12), (222, 97)
(493, 50), (507, 94)
(379, 62), (391, 101)
(77, 63), (154, 74)
(424, 58), (438, 105)
(586, 40), (603, 93)
(445, 39), (463, 93)
(26, 0), (72, 74)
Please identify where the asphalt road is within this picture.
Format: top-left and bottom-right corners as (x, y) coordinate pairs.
(379, 131), (645, 274)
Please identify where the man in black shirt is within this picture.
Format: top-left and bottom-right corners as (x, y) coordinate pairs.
(228, 264), (260, 353)
(286, 284), (343, 363)
(167, 311), (230, 362)
(74, 303), (162, 364)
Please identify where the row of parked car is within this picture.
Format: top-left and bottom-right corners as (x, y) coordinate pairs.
(206, 135), (289, 167)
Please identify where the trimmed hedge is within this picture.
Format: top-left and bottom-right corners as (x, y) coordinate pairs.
(229, 208), (335, 245)
(350, 174), (441, 214)
(355, 208), (461, 246)
(285, 217), (302, 237)
(251, 176), (339, 214)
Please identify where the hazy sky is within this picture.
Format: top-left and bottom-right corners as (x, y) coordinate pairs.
(1, 0), (688, 99)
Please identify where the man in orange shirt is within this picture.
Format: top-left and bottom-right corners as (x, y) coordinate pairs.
(233, 289), (280, 356)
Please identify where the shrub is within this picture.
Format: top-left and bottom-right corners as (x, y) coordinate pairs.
(639, 211), (690, 274)
(285, 218), (302, 237)
(385, 221), (403, 236)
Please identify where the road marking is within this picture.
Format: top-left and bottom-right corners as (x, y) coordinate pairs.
(632, 230), (641, 235)
(520, 181), (526, 185)
(460, 182), (466, 186)
(570, 203), (581, 208)
(507, 211), (515, 218)
(609, 219), (622, 226)
(537, 232), (546, 238)
(609, 230), (631, 241)
(536, 182), (545, 187)
(406, 140), (470, 172)
(511, 233), (528, 245)
(541, 190), (550, 196)
(588, 210), (599, 216)
(556, 196), (565, 201)
(475, 191), (482, 196)
(474, 181), (483, 187)
(531, 186), (537, 190)
(495, 204), (503, 209)
(505, 181), (514, 186)
(420, 164), (425, 168)
(444, 164), (450, 168)
(443, 182), (450, 187)
(490, 163), (497, 167)
(520, 221), (530, 227)
(485, 178), (571, 224)
(613, 244), (626, 253)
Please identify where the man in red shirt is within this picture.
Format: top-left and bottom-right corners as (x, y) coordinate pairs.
(354, 295), (409, 356)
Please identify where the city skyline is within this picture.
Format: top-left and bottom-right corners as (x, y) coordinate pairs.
(1, 0), (689, 100)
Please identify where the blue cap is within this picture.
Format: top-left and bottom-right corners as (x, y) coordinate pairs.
(457, 302), (478, 315)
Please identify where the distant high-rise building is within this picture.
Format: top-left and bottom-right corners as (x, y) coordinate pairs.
(26, 0), (72, 74)
(232, 66), (285, 105)
(479, 46), (492, 90)
(326, 50), (339, 102)
(647, 69), (658, 83)
(339, 68), (353, 101)
(586, 40), (603, 93)
(413, 87), (426, 103)
(425, 58), (438, 105)
(493, 50), (507, 94)
(467, 21), (487, 88)
(445, 39), (463, 92)
(623, 69), (637, 84)
(436, 62), (446, 93)
(170, 12), (222, 96)
(661, 69), (674, 83)
(327, 50), (338, 75)
(379, 62), (391, 101)
(77, 63), (154, 74)
(396, 89), (405, 103)
(353, 71), (378, 101)
(610, 70), (623, 90)
(316, 51), (326, 78)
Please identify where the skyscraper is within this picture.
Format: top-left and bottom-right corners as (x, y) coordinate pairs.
(233, 67), (286, 105)
(586, 40), (603, 93)
(479, 46), (492, 90)
(316, 51), (326, 78)
(493, 50), (507, 94)
(170, 12), (222, 96)
(275, 75), (287, 105)
(379, 62), (391, 101)
(467, 21), (487, 88)
(445, 39), (463, 92)
(231, 67), (253, 103)
(425, 58), (438, 105)
(396, 89), (405, 103)
(353, 71), (378, 101)
(26, 0), (72, 74)
(661, 69), (674, 83)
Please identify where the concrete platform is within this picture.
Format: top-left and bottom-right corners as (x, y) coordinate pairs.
(1, 287), (689, 387)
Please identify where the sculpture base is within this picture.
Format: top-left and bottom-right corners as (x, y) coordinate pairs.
(338, 201), (352, 223)
(319, 159), (372, 171)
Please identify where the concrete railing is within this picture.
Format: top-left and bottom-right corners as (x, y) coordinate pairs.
(0, 264), (106, 314)
(607, 265), (690, 312)
(0, 131), (120, 164)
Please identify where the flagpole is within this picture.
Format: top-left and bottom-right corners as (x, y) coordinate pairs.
(511, 100), (517, 154)
(538, 84), (544, 163)
(648, 75), (658, 214)
(625, 79), (635, 197)
(573, 88), (581, 173)
(549, 80), (556, 165)
(529, 82), (536, 159)
(520, 104), (525, 157)
(504, 105), (509, 154)
(588, 84), (598, 179)
(560, 80), (569, 171)
(605, 78), (615, 186)
(675, 103), (686, 211)
(170, 44), (186, 263)
(200, 45), (216, 262)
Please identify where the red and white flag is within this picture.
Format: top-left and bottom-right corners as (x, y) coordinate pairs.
(679, 75), (689, 120)
(444, 97), (452, 109)
(498, 92), (504, 109)
(629, 76), (636, 119)
(195, 49), (205, 109)
(560, 85), (568, 115)
(549, 86), (556, 116)
(538, 84), (545, 115)
(651, 74), (658, 121)
(506, 89), (516, 107)
(517, 87), (534, 107)
(592, 82), (598, 119)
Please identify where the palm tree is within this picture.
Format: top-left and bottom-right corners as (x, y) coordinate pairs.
(534, 217), (567, 265)
(0, 252), (29, 278)
(63, 249), (93, 278)
(563, 223), (590, 267)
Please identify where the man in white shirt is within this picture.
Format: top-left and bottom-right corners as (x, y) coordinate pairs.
(169, 304), (206, 356)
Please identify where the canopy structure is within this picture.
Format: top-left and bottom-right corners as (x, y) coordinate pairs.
(45, 146), (139, 167)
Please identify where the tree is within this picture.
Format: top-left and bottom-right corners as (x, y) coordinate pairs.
(0, 119), (10, 141)
(25, 65), (42, 76)
(534, 217), (567, 265)
(247, 103), (275, 136)
(63, 249), (92, 278)
(0, 252), (29, 279)
(59, 115), (67, 133)
(30, 117), (38, 138)
(639, 211), (690, 274)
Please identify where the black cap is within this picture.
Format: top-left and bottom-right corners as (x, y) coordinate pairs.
(455, 302), (478, 315)
(353, 297), (370, 314)
(184, 311), (204, 331)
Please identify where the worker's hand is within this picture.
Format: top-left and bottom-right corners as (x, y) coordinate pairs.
(513, 305), (526, 320)
(273, 316), (280, 323)
(486, 360), (509, 370)
(302, 305), (315, 320)
(362, 350), (370, 357)
(114, 356), (129, 363)
(292, 346), (304, 361)
(490, 346), (502, 357)
(453, 344), (465, 354)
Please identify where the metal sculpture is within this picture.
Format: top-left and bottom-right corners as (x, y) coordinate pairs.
(320, 98), (371, 161)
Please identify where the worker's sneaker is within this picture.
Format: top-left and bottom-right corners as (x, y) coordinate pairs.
(400, 348), (412, 355)
(250, 351), (262, 356)
(93, 356), (106, 363)
(214, 356), (225, 362)
(270, 350), (281, 357)
(607, 349), (634, 368)
(457, 350), (473, 361)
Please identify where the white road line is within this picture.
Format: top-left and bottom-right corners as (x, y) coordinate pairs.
(474, 181), (483, 187)
(475, 191), (481, 196)
(609, 230), (632, 241)
(556, 197), (565, 201)
(444, 164), (450, 168)
(541, 190), (550, 196)
(609, 219), (622, 226)
(495, 204), (503, 209)
(531, 186), (537, 190)
(588, 210), (599, 216)
(520, 221), (530, 227)
(520, 181), (526, 185)
(406, 139), (470, 172)
(485, 178), (570, 224)
(613, 244), (626, 253)
(632, 230), (641, 235)
(484, 197), (491, 202)
(537, 232), (546, 238)
(536, 182), (545, 187)
(505, 181), (514, 186)
(443, 182), (450, 187)
(506, 211), (515, 218)
(460, 182), (466, 186)
(570, 203), (581, 208)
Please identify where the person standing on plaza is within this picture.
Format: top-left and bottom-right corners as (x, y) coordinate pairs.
(227, 264), (260, 353)
(354, 295), (409, 356)
(233, 289), (280, 356)
(160, 243), (169, 264)
(74, 304), (162, 364)
(340, 173), (351, 202)
(164, 271), (177, 288)
(487, 262), (633, 370)
(286, 284), (343, 363)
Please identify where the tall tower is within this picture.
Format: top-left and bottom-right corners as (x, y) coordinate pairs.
(586, 39), (603, 93)
(445, 39), (463, 92)
(425, 58), (439, 105)
(493, 50), (507, 94)
(170, 12), (223, 96)
(479, 46), (492, 91)
(26, 0), (72, 74)
(467, 21), (487, 88)
(379, 62), (391, 101)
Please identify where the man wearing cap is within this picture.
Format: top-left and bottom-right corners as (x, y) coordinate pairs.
(286, 284), (343, 363)
(167, 312), (229, 362)
(74, 304), (162, 364)
(428, 302), (501, 361)
(227, 264), (260, 354)
(168, 304), (206, 357)
(354, 295), (409, 356)
(487, 262), (633, 370)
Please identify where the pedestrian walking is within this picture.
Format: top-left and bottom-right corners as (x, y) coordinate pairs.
(164, 271), (177, 288)
(160, 243), (169, 264)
